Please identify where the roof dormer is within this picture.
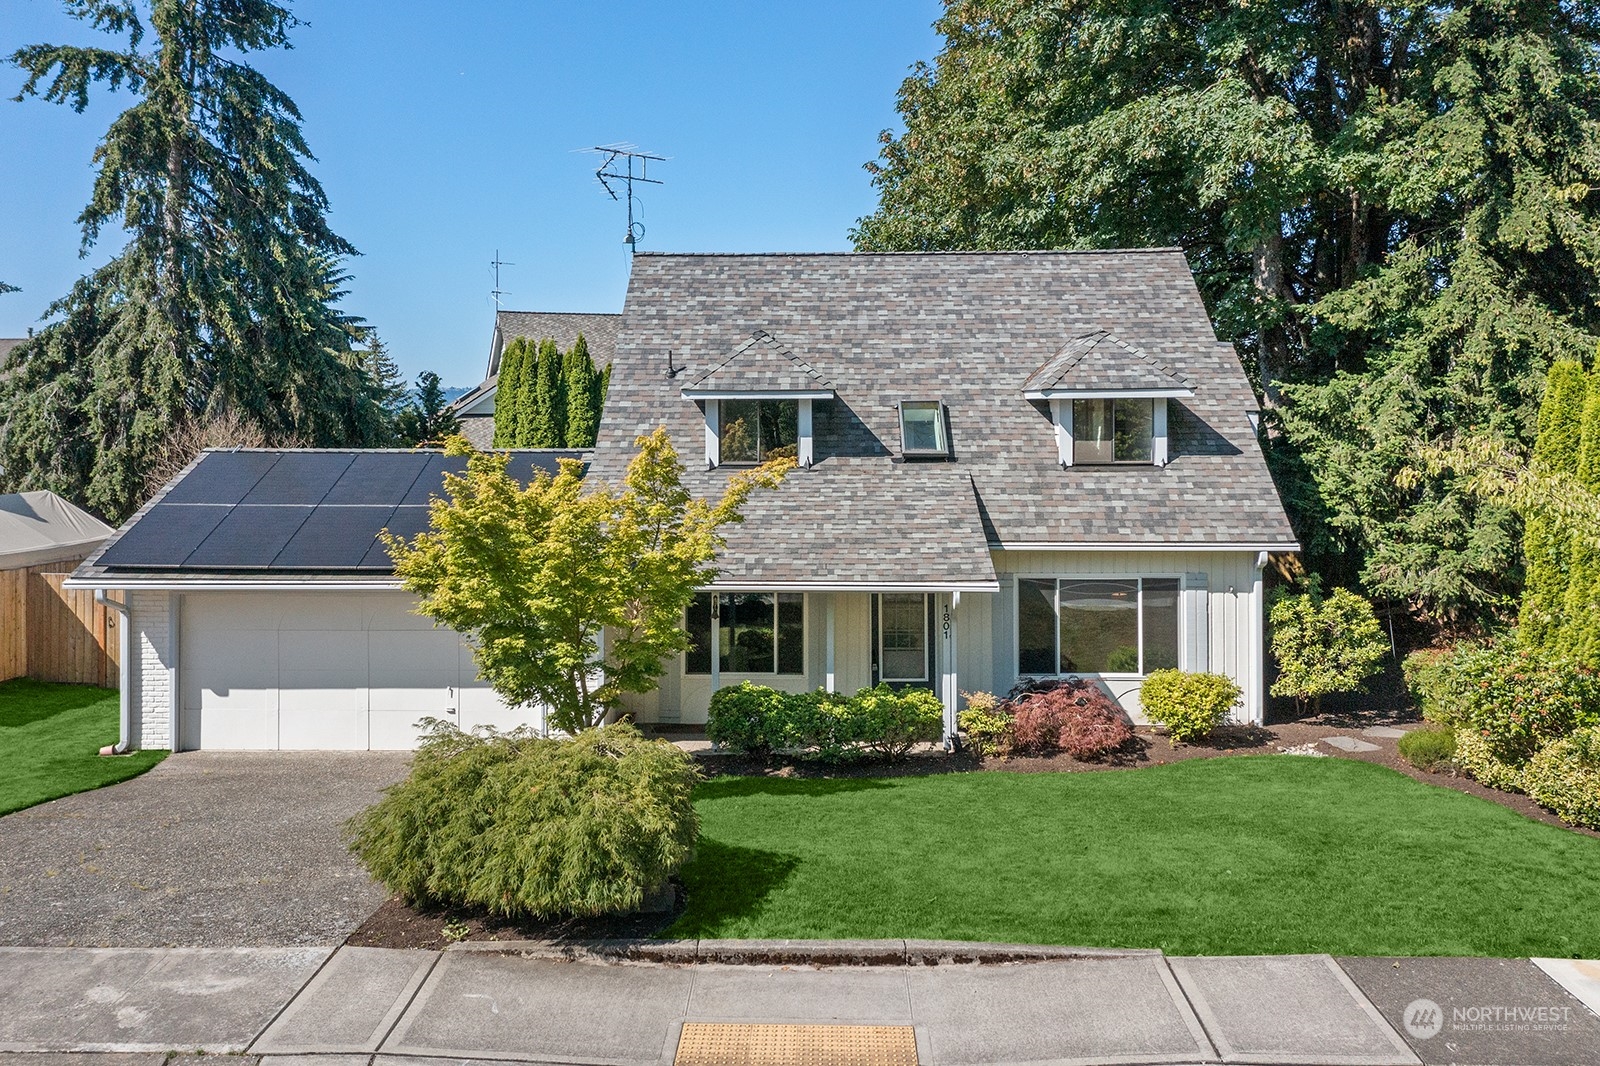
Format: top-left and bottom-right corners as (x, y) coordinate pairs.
(683, 330), (835, 469)
(1022, 330), (1194, 468)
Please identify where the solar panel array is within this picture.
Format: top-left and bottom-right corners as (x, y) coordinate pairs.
(95, 450), (585, 572)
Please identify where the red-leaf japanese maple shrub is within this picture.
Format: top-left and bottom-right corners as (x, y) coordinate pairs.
(1006, 678), (1132, 759)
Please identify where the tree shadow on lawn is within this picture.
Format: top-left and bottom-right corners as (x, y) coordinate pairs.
(694, 775), (898, 802)
(0, 678), (115, 730)
(671, 835), (803, 935)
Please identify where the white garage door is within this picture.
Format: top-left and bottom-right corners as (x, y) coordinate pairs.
(178, 591), (543, 750)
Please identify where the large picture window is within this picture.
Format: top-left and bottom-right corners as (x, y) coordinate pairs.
(719, 399), (799, 464)
(686, 592), (804, 675)
(1073, 398), (1154, 463)
(1017, 576), (1180, 675)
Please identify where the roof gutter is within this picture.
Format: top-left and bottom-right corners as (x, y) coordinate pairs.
(94, 589), (132, 756)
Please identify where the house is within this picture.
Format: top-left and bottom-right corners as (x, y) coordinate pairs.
(592, 250), (1298, 738)
(451, 310), (621, 448)
(65, 450), (583, 749)
(68, 248), (1296, 751)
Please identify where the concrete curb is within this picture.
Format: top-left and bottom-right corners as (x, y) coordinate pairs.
(445, 937), (1163, 965)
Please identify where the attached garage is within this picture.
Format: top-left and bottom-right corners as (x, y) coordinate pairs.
(66, 448), (582, 751)
(177, 591), (535, 750)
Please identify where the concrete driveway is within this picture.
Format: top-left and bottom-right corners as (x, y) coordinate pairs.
(0, 751), (410, 948)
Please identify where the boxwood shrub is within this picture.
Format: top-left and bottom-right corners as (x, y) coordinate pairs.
(1139, 670), (1242, 744)
(1523, 727), (1600, 829)
(347, 721), (700, 918)
(707, 681), (790, 754)
(707, 682), (942, 762)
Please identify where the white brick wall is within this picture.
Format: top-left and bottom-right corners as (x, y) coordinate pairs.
(128, 590), (174, 749)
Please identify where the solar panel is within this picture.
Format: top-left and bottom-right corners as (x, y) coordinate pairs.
(504, 451), (582, 483)
(240, 452), (356, 505)
(161, 452), (281, 504)
(322, 452), (432, 504)
(399, 454), (470, 506)
(94, 504), (232, 568)
(272, 505), (398, 569)
(358, 505), (431, 569)
(185, 505), (314, 568)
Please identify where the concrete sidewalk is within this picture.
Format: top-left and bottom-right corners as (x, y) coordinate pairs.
(2, 944), (1598, 1066)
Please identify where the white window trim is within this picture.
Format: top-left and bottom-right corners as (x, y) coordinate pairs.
(1057, 397), (1169, 467)
(877, 592), (930, 683)
(703, 397), (814, 469)
(1013, 572), (1186, 680)
(683, 590), (807, 677)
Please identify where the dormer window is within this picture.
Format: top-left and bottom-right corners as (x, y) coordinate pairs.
(1072, 398), (1153, 464)
(719, 399), (799, 465)
(899, 400), (949, 458)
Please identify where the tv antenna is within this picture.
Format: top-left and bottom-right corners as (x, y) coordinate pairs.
(490, 249), (515, 309)
(590, 144), (665, 249)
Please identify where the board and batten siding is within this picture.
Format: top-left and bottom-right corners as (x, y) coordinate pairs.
(989, 549), (1265, 725)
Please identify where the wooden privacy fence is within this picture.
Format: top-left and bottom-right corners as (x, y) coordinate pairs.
(0, 558), (119, 687)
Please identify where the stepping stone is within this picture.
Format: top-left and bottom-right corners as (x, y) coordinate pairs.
(1324, 735), (1381, 752)
(1362, 726), (1409, 739)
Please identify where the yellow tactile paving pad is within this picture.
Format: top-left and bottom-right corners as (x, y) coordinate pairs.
(674, 1022), (919, 1066)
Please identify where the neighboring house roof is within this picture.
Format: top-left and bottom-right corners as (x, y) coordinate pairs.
(456, 416), (496, 450)
(73, 449), (587, 585)
(682, 329), (836, 397)
(588, 250), (1297, 584)
(451, 310), (623, 419)
(0, 490), (114, 570)
(1021, 329), (1192, 396)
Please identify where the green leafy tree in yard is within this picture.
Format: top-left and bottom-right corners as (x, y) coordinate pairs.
(382, 429), (791, 734)
(563, 333), (601, 447)
(395, 371), (460, 446)
(1269, 580), (1389, 715)
(492, 336), (528, 448)
(855, 1), (1600, 624)
(529, 337), (566, 448)
(1, 0), (384, 521)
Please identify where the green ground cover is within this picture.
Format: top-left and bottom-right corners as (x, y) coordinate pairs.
(0, 679), (165, 816)
(672, 756), (1600, 957)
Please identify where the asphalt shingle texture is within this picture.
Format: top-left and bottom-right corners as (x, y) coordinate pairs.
(1021, 328), (1192, 393)
(685, 329), (836, 394)
(588, 251), (1297, 578)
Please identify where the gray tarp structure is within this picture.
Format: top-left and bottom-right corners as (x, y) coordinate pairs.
(0, 491), (114, 570)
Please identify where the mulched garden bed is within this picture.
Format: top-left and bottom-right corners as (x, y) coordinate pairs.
(346, 882), (686, 950)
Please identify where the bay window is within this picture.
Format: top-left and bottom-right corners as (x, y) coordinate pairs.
(1017, 576), (1180, 675)
(686, 592), (804, 675)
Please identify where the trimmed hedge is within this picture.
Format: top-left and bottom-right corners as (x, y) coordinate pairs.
(1397, 725), (1457, 772)
(1139, 670), (1242, 744)
(708, 682), (942, 763)
(347, 721), (700, 918)
(1454, 729), (1526, 793)
(1523, 727), (1600, 829)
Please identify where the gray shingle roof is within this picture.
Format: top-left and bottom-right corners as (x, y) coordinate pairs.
(1022, 329), (1191, 394)
(683, 330), (835, 394)
(587, 251), (1297, 577)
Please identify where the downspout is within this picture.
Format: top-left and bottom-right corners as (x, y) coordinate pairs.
(96, 589), (132, 756)
(1253, 551), (1269, 726)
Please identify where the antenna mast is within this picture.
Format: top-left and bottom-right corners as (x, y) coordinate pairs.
(490, 249), (515, 309)
(591, 145), (665, 249)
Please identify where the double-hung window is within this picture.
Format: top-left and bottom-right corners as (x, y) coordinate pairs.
(719, 399), (799, 464)
(1017, 576), (1180, 675)
(685, 592), (804, 674)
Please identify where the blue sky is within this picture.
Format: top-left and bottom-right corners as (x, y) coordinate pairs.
(0, 1), (942, 387)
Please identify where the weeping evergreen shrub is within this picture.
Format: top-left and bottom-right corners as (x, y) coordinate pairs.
(346, 721), (700, 918)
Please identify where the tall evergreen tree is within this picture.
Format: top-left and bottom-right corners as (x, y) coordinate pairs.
(395, 371), (461, 446)
(562, 333), (600, 447)
(855, 0), (1600, 624)
(512, 336), (541, 447)
(358, 330), (408, 445)
(1519, 361), (1590, 648)
(595, 361), (612, 438)
(528, 338), (565, 448)
(1, 0), (382, 521)
(1558, 372), (1600, 663)
(492, 336), (528, 447)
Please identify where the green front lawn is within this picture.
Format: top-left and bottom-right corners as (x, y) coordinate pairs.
(0, 678), (166, 817)
(672, 757), (1600, 957)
